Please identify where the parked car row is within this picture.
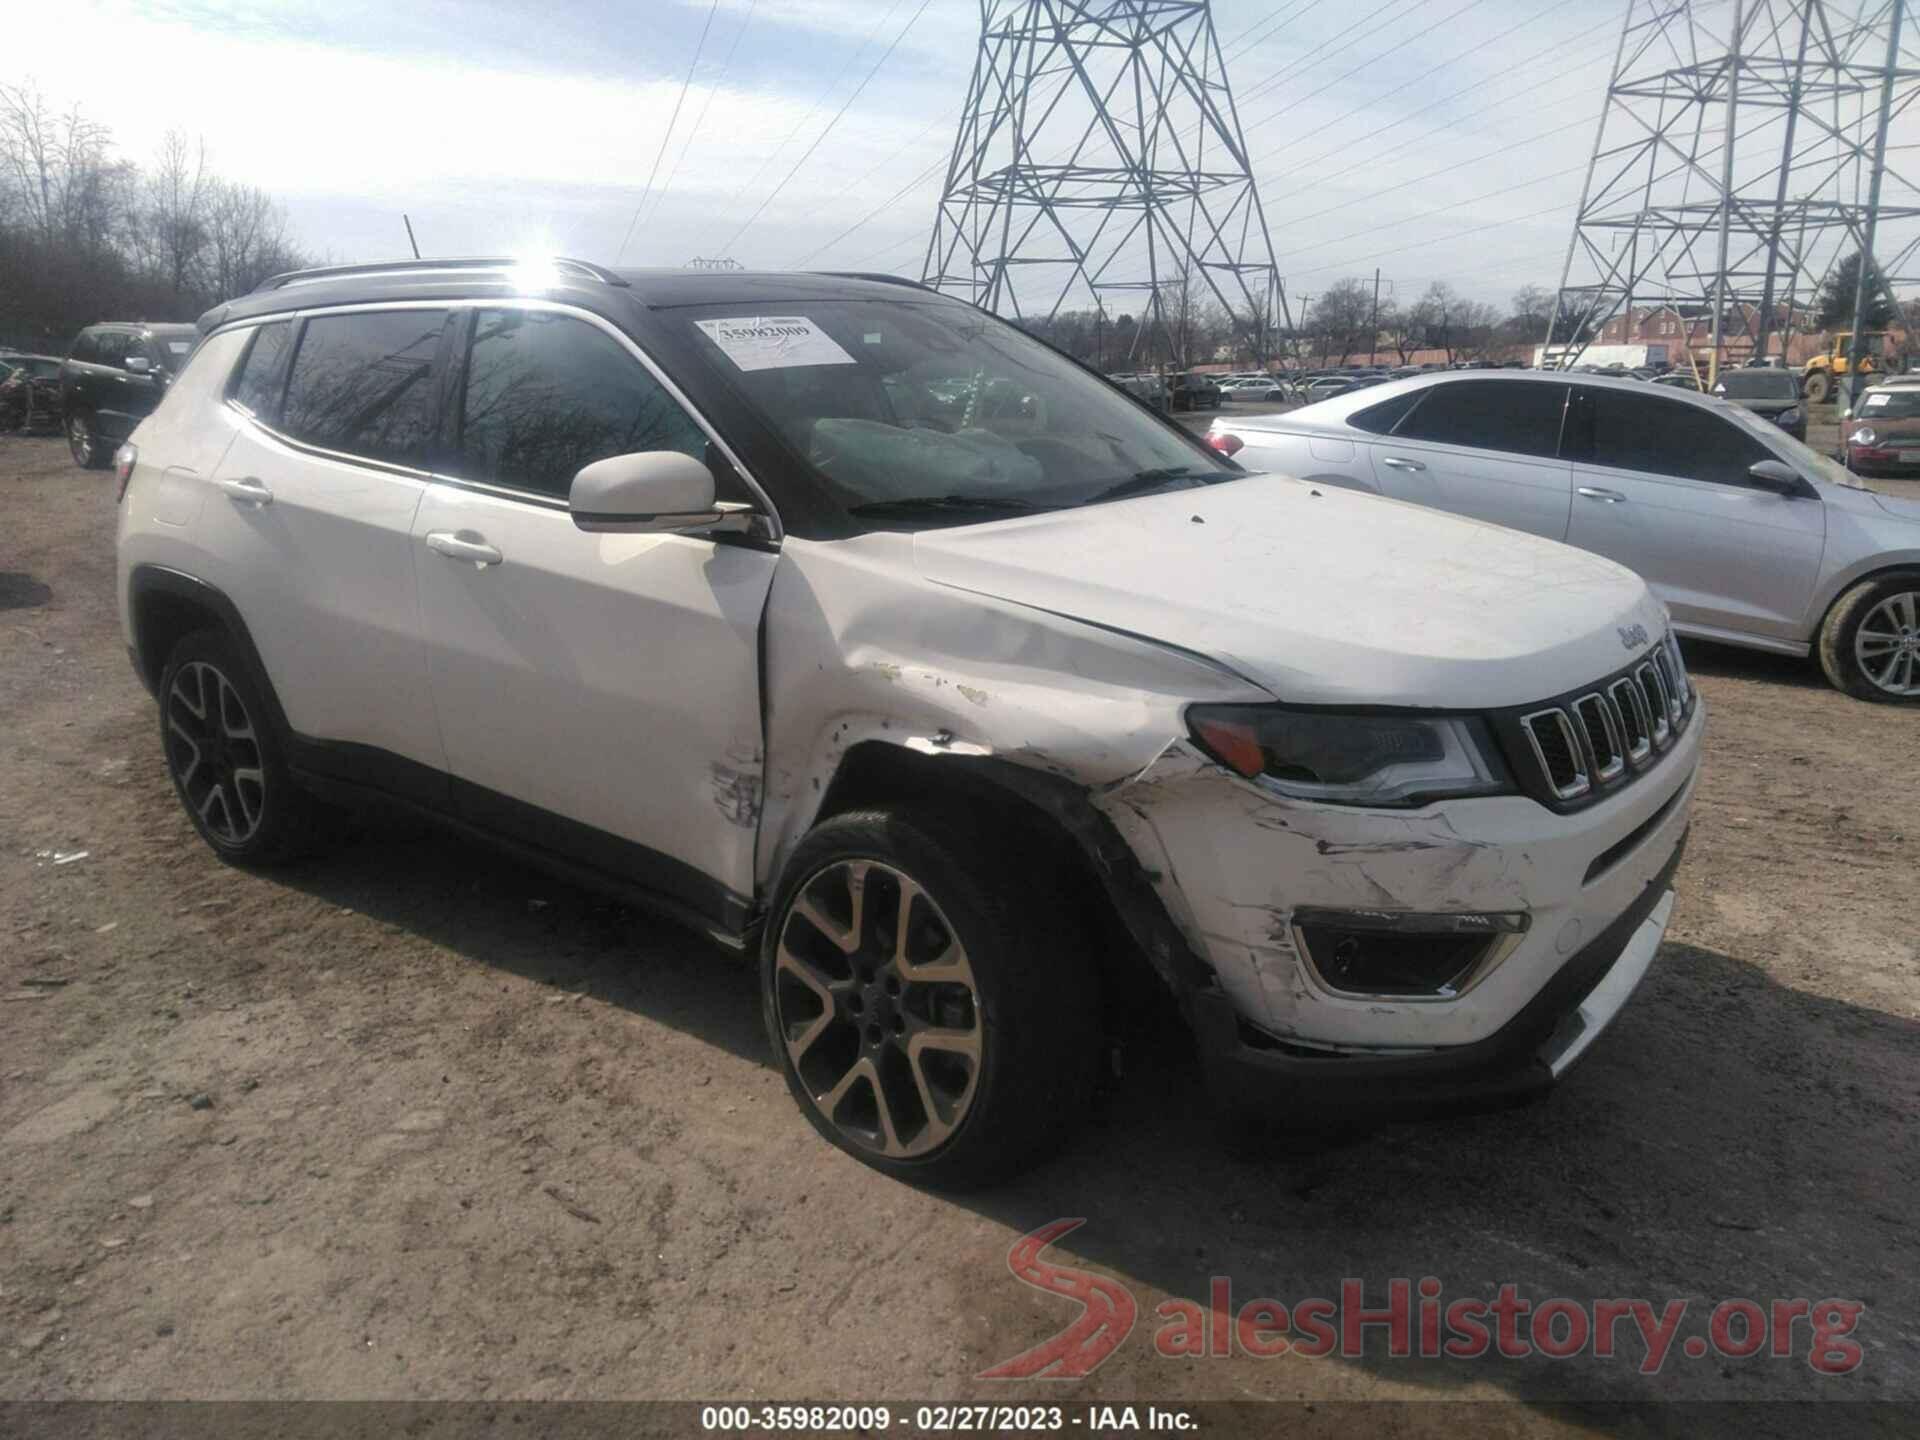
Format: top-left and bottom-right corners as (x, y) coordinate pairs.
(4, 323), (203, 459)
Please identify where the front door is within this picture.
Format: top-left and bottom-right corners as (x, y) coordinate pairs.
(1565, 385), (1827, 642)
(411, 304), (778, 921)
(1366, 378), (1575, 540)
(90, 331), (158, 441)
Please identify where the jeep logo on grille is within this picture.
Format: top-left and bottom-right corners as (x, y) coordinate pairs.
(1617, 623), (1650, 650)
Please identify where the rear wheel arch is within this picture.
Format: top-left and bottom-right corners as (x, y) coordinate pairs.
(128, 568), (289, 736)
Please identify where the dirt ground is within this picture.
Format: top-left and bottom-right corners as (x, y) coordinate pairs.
(2, 430), (1916, 1427)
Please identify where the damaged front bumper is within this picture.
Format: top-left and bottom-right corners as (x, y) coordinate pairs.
(1187, 832), (1684, 1114)
(1094, 702), (1701, 1116)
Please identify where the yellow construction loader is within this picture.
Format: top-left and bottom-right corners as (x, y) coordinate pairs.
(1802, 332), (1890, 402)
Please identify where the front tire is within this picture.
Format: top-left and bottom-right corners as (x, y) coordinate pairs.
(761, 809), (1099, 1187)
(158, 629), (326, 862)
(67, 409), (109, 469)
(1818, 572), (1920, 702)
(1803, 370), (1831, 404)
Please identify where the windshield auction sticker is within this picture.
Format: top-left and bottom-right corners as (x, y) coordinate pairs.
(695, 315), (857, 372)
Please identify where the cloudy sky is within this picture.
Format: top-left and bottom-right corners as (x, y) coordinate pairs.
(20, 0), (1919, 314)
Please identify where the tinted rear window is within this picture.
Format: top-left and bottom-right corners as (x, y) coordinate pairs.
(230, 322), (294, 420)
(280, 310), (449, 467)
(1394, 380), (1568, 457)
(1349, 390), (1423, 434)
(1714, 370), (1798, 399)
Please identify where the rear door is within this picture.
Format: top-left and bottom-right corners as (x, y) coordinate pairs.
(198, 308), (451, 790)
(1366, 378), (1574, 540)
(410, 303), (778, 919)
(1564, 385), (1826, 641)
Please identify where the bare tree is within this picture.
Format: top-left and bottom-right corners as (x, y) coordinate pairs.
(139, 131), (210, 295)
(0, 86), (309, 346)
(1312, 277), (1374, 365)
(204, 179), (302, 297)
(1510, 284), (1553, 338)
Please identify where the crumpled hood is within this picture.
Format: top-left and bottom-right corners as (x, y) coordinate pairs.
(913, 475), (1669, 708)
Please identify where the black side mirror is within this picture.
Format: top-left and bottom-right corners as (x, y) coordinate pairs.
(1748, 459), (1804, 494)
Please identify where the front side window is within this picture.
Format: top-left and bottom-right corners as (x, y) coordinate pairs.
(676, 299), (1229, 526)
(454, 309), (707, 500)
(93, 331), (129, 367)
(230, 322), (293, 420)
(280, 309), (449, 467)
(70, 333), (99, 364)
(1584, 388), (1773, 487)
(1392, 380), (1568, 458)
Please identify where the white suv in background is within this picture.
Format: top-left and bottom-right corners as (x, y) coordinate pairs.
(116, 258), (1702, 1184)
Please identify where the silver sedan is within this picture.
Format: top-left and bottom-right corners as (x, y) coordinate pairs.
(1209, 371), (1920, 702)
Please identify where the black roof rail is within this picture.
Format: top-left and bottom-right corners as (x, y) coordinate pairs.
(813, 270), (938, 294)
(252, 256), (630, 293)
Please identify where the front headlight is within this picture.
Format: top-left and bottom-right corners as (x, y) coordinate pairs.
(1851, 425), (1877, 446)
(1188, 705), (1513, 807)
(1777, 407), (1802, 426)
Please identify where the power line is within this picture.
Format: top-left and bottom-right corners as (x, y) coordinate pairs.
(1248, 0), (1493, 129)
(719, 0), (935, 258)
(1219, 0), (1327, 64)
(616, 0), (722, 263)
(790, 151), (948, 268)
(780, 112), (950, 263)
(641, 0), (760, 237)
(1278, 111), (1601, 239)
(716, 0), (908, 237)
(1252, 13), (1618, 175)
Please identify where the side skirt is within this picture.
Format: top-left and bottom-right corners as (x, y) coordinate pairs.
(286, 737), (755, 953)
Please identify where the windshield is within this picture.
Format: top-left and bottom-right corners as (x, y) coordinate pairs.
(1856, 388), (1920, 419)
(677, 299), (1233, 524)
(1714, 370), (1797, 400)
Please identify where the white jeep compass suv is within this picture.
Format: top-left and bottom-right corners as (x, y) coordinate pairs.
(115, 257), (1703, 1184)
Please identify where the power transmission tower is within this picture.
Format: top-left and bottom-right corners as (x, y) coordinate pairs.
(1545, 0), (1920, 385)
(923, 0), (1291, 365)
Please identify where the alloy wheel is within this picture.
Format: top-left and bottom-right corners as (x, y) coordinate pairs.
(1855, 590), (1920, 696)
(772, 859), (983, 1159)
(165, 660), (267, 844)
(68, 415), (91, 465)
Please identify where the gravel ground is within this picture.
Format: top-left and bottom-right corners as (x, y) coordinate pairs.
(1, 431), (1915, 1429)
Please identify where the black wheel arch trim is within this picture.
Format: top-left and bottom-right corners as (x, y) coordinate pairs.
(126, 566), (291, 736)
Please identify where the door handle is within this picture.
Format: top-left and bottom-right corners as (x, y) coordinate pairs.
(425, 530), (504, 568)
(1379, 456), (1425, 472)
(1578, 486), (1626, 503)
(217, 476), (273, 506)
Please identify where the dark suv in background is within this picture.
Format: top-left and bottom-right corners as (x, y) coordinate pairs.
(60, 322), (199, 468)
(1709, 365), (1805, 440)
(1170, 371), (1221, 410)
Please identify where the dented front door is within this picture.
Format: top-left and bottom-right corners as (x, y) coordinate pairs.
(412, 480), (776, 913)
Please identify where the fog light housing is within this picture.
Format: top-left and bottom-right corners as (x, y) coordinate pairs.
(1292, 908), (1529, 999)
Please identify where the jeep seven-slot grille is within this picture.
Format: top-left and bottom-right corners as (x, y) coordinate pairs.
(1495, 638), (1694, 812)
